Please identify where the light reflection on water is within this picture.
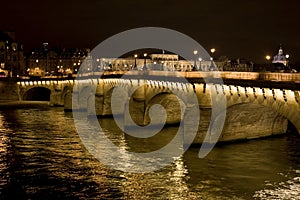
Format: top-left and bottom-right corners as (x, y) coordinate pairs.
(0, 106), (299, 199)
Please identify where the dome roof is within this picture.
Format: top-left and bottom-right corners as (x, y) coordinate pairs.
(272, 46), (288, 66)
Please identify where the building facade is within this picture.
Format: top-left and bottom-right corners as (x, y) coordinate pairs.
(0, 31), (25, 77)
(26, 43), (90, 76)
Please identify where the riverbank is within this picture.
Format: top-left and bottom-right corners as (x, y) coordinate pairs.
(0, 101), (50, 109)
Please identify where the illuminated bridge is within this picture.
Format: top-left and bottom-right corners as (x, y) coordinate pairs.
(10, 71), (300, 144)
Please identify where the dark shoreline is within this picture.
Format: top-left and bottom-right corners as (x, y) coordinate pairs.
(0, 101), (50, 109)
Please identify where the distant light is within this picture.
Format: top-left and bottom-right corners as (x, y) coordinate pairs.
(210, 48), (216, 53)
(285, 54), (290, 59)
(143, 53), (147, 57)
(198, 57), (202, 61)
(96, 59), (100, 62)
(265, 55), (271, 60)
(36, 59), (39, 63)
(193, 50), (198, 55)
(134, 54), (138, 58)
(210, 57), (213, 61)
(154, 61), (157, 64)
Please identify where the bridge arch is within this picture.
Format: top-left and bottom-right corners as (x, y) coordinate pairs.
(22, 87), (51, 101)
(211, 103), (293, 142)
(144, 92), (186, 125)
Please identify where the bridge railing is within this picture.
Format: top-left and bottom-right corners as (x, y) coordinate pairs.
(15, 71), (300, 82)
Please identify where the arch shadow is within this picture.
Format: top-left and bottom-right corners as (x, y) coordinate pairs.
(23, 87), (51, 101)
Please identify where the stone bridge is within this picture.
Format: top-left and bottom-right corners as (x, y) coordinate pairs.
(16, 71), (300, 144)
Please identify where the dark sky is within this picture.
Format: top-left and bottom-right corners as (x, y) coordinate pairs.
(1, 0), (300, 63)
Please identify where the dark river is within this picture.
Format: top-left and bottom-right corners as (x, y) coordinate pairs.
(0, 104), (299, 199)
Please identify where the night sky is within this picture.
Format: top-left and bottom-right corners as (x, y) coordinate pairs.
(1, 0), (300, 63)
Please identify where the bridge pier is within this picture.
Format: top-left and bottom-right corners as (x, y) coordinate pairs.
(124, 84), (146, 126)
(87, 83), (105, 116)
(50, 92), (63, 106)
(63, 91), (73, 111)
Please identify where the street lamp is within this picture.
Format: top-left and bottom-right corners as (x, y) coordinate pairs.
(134, 54), (138, 70)
(285, 54), (291, 72)
(265, 55), (271, 71)
(198, 57), (202, 71)
(96, 59), (100, 71)
(193, 50), (198, 71)
(210, 48), (216, 71)
(143, 53), (147, 70)
(57, 66), (60, 78)
(73, 63), (76, 74)
(209, 57), (215, 71)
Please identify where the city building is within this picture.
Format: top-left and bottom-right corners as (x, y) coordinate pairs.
(272, 46), (288, 66)
(91, 53), (212, 72)
(260, 46), (291, 72)
(26, 43), (90, 76)
(222, 58), (254, 72)
(0, 31), (25, 77)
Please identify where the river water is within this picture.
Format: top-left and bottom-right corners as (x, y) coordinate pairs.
(0, 105), (299, 199)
